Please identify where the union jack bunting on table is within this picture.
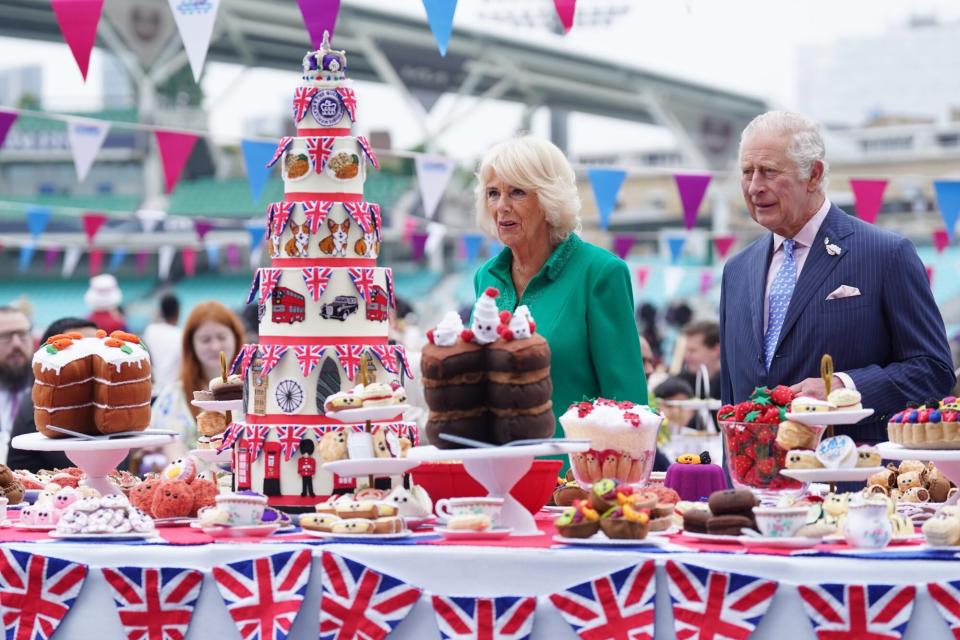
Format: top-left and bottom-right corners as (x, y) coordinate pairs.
(318, 551), (421, 640)
(246, 270), (262, 304)
(259, 268), (283, 304)
(335, 344), (364, 381)
(347, 267), (376, 304)
(294, 344), (326, 375)
(212, 550), (312, 640)
(266, 137), (293, 168)
(335, 87), (357, 122)
(303, 200), (334, 234)
(246, 425), (272, 460)
(797, 583), (916, 640)
(217, 422), (245, 453)
(101, 566), (203, 640)
(928, 580), (960, 639)
(307, 137), (335, 173)
(292, 87), (318, 123)
(549, 560), (656, 640)
(301, 268), (333, 302)
(356, 136), (379, 169)
(0, 548), (88, 640)
(432, 595), (536, 640)
(259, 344), (288, 375)
(271, 201), (295, 236)
(277, 425), (308, 461)
(664, 560), (777, 640)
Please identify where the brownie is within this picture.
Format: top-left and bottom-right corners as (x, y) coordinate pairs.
(707, 514), (755, 536)
(683, 509), (711, 534)
(708, 489), (758, 516)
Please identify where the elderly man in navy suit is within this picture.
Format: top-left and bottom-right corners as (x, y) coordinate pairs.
(719, 111), (955, 443)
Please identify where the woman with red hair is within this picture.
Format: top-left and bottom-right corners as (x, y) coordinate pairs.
(151, 301), (245, 456)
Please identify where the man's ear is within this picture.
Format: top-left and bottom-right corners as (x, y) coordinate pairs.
(808, 159), (825, 191)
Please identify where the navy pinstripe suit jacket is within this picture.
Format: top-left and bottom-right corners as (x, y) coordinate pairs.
(719, 204), (956, 442)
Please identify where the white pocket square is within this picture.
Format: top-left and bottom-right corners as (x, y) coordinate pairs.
(826, 285), (861, 300)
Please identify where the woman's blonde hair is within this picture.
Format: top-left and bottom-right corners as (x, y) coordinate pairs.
(474, 135), (581, 245)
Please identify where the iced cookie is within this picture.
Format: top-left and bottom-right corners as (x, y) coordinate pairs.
(816, 435), (857, 469)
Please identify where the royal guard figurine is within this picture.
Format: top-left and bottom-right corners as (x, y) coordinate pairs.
(298, 438), (317, 497)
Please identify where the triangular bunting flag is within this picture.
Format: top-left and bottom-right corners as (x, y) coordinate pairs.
(247, 221), (268, 251)
(665, 560), (777, 639)
(155, 130), (199, 194)
(699, 269), (714, 295)
(411, 231), (429, 260)
(552, 0), (577, 33)
(81, 212), (108, 243)
(101, 566), (203, 640)
(347, 267), (376, 303)
(194, 219), (215, 241)
(635, 265), (650, 289)
(334, 344), (363, 381)
(588, 167), (626, 230)
(303, 201), (333, 234)
(432, 595), (536, 640)
(934, 180), (960, 240)
(462, 233), (484, 263)
(0, 110), (17, 149)
(549, 561), (656, 640)
(62, 246), (83, 278)
(247, 425), (271, 460)
(168, 0), (221, 82)
(18, 243), (35, 274)
(612, 235), (634, 259)
(306, 136), (335, 173)
(356, 136), (379, 170)
(849, 178), (888, 224)
(67, 118), (109, 182)
(667, 235), (686, 264)
(391, 345), (414, 379)
(51, 0), (104, 80)
(367, 344), (397, 374)
(664, 266), (684, 298)
(266, 137), (293, 169)
(259, 344), (288, 376)
(0, 548), (88, 640)
(297, 0), (341, 48)
(182, 246), (197, 276)
(26, 206), (51, 238)
(158, 245), (177, 280)
(713, 234), (736, 260)
(212, 550), (312, 640)
(414, 155), (455, 219)
(293, 345), (325, 377)
(421, 0), (458, 57)
(226, 243), (241, 270)
(135, 251), (150, 276)
(205, 241), (220, 269)
(218, 423), (244, 453)
(241, 140), (277, 202)
(928, 580), (960, 639)
(44, 247), (60, 273)
(259, 268), (283, 305)
(108, 247), (126, 272)
(277, 426), (308, 461)
(798, 582), (915, 640)
(247, 270), (262, 304)
(88, 248), (104, 275)
(319, 551), (422, 640)
(674, 173), (711, 230)
(934, 229), (950, 254)
(302, 267), (333, 301)
(136, 209), (167, 234)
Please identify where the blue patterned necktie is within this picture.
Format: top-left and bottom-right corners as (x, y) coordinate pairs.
(764, 239), (797, 370)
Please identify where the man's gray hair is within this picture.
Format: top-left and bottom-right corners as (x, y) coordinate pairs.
(739, 111), (830, 191)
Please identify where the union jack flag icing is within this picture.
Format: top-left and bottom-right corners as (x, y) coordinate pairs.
(218, 422), (245, 453)
(928, 580), (960, 639)
(266, 137), (293, 168)
(347, 267), (376, 304)
(335, 87), (357, 122)
(101, 566), (203, 640)
(342, 202), (376, 235)
(664, 560), (777, 640)
(391, 345), (414, 379)
(356, 136), (379, 169)
(367, 345), (397, 374)
(0, 548), (88, 640)
(259, 268), (283, 304)
(246, 425), (271, 460)
(549, 560), (656, 640)
(306, 137), (335, 173)
(271, 201), (295, 237)
(292, 87), (318, 123)
(259, 344), (288, 376)
(240, 344), (260, 377)
(798, 583), (916, 640)
(335, 344), (364, 381)
(303, 200), (334, 234)
(432, 595), (536, 640)
(318, 552), (421, 640)
(384, 268), (395, 309)
(277, 425), (308, 461)
(293, 344), (326, 376)
(246, 270), (262, 305)
(212, 550), (312, 640)
(301, 267), (333, 302)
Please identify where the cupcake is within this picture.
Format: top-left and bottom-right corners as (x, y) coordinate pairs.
(599, 502), (650, 539)
(923, 515), (960, 546)
(554, 501), (600, 538)
(588, 478), (626, 513)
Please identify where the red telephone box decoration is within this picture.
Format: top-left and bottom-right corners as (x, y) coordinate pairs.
(234, 438), (252, 490)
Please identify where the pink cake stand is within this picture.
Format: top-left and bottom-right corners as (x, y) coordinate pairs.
(408, 442), (589, 536)
(877, 441), (960, 505)
(12, 432), (178, 496)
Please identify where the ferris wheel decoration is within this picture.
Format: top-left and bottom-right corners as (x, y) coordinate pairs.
(275, 378), (305, 414)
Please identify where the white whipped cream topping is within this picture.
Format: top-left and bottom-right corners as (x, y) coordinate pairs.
(433, 311), (463, 347)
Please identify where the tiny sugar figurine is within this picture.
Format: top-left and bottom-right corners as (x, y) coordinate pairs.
(298, 438), (317, 497)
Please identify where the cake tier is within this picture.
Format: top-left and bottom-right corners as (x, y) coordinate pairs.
(250, 267), (395, 340)
(277, 136), (376, 198)
(267, 200), (381, 264)
(291, 79), (356, 136)
(239, 341), (412, 418)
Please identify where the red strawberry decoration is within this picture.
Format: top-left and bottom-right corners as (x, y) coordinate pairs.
(623, 412), (641, 427)
(770, 385), (795, 406)
(756, 458), (775, 476)
(917, 408), (931, 423)
(460, 328), (476, 343)
(574, 401), (594, 418)
(733, 403), (751, 422)
(426, 328), (436, 344)
(484, 286), (500, 298)
(718, 404), (736, 420)
(732, 456), (754, 478)
(499, 310), (512, 324)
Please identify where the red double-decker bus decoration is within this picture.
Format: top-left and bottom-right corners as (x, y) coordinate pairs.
(366, 285), (389, 322)
(272, 286), (306, 324)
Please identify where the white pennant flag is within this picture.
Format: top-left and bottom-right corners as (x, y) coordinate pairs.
(415, 154), (455, 219)
(67, 118), (110, 182)
(136, 209), (167, 233)
(158, 245), (176, 280)
(168, 0), (221, 82)
(62, 246), (83, 278)
(664, 266), (685, 298)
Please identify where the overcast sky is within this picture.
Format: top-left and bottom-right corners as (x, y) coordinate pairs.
(2, 0), (960, 159)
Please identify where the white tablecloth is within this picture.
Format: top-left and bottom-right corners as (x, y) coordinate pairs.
(6, 541), (957, 640)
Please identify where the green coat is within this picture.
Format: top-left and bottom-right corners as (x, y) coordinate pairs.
(473, 233), (649, 444)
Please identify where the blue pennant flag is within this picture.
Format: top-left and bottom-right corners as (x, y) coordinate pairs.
(242, 139), (278, 202)
(206, 243), (220, 269)
(26, 206), (52, 238)
(667, 235), (686, 264)
(587, 168), (626, 230)
(422, 0), (458, 56)
(462, 233), (484, 263)
(18, 243), (35, 273)
(108, 247), (127, 271)
(486, 238), (503, 257)
(933, 180), (960, 240)
(246, 221), (267, 250)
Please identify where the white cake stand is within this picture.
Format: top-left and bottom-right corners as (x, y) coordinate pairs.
(190, 399), (244, 413)
(322, 458), (421, 478)
(407, 442), (590, 536)
(12, 432), (178, 496)
(324, 405), (411, 423)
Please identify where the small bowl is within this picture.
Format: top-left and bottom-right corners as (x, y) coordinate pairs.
(752, 506), (809, 538)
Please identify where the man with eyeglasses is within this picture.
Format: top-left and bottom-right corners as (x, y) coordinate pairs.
(0, 307), (33, 463)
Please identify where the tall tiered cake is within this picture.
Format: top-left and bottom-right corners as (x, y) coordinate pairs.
(224, 35), (417, 508)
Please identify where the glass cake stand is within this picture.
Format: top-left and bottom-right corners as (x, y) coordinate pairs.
(407, 441), (590, 536)
(12, 432), (179, 496)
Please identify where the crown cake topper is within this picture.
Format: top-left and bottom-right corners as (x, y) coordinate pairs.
(302, 30), (348, 80)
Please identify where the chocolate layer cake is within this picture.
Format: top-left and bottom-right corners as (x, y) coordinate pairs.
(487, 334), (553, 443)
(421, 339), (491, 448)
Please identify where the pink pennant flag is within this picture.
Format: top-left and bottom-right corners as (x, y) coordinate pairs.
(44, 247), (60, 272)
(182, 246), (197, 276)
(636, 265), (650, 289)
(297, 0), (341, 48)
(225, 243), (241, 270)
(411, 230), (429, 260)
(0, 110), (17, 149)
(934, 229), (951, 254)
(553, 0), (576, 33)
(155, 130), (199, 194)
(674, 173), (712, 230)
(713, 235), (736, 260)
(699, 270), (714, 295)
(51, 0), (104, 81)
(81, 212), (107, 243)
(849, 178), (888, 224)
(403, 217), (419, 243)
(927, 265), (935, 286)
(135, 250), (149, 276)
(88, 248), (103, 275)
(612, 235), (634, 259)
(194, 218), (215, 241)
